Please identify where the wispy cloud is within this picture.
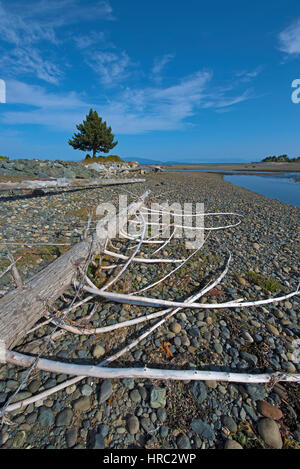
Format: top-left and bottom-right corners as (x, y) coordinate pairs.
(0, 1), (57, 46)
(202, 88), (253, 109)
(1, 71), (253, 134)
(0, 48), (62, 84)
(151, 53), (175, 83)
(1, 0), (114, 35)
(74, 31), (108, 50)
(235, 66), (264, 82)
(0, 0), (114, 83)
(278, 18), (300, 55)
(6, 80), (87, 108)
(86, 51), (133, 86)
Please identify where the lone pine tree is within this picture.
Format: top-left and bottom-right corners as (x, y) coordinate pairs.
(68, 109), (118, 158)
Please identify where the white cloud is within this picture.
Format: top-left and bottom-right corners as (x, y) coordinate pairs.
(202, 89), (252, 109)
(0, 1), (57, 46)
(0, 0), (114, 38)
(6, 80), (87, 108)
(1, 71), (252, 134)
(151, 54), (175, 83)
(235, 66), (263, 82)
(87, 51), (132, 86)
(279, 18), (300, 55)
(0, 0), (114, 83)
(0, 48), (63, 84)
(74, 31), (107, 50)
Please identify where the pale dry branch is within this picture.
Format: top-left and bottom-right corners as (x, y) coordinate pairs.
(4, 350), (300, 383)
(103, 249), (184, 264)
(6, 251), (24, 290)
(79, 281), (299, 310)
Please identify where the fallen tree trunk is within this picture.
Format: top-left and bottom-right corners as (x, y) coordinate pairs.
(0, 190), (150, 355)
(0, 177), (145, 192)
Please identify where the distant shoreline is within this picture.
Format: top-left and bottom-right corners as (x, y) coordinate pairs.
(161, 162), (300, 172)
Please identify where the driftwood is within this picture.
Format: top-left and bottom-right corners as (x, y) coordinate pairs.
(0, 177), (145, 192)
(0, 190), (150, 353)
(0, 191), (299, 418)
(5, 350), (299, 383)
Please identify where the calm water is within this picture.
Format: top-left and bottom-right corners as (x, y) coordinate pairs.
(166, 170), (300, 208)
(224, 173), (300, 208)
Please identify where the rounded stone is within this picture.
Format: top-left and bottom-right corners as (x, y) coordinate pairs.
(130, 389), (142, 403)
(222, 416), (237, 433)
(257, 401), (283, 421)
(160, 426), (169, 437)
(93, 345), (106, 359)
(177, 433), (191, 449)
(81, 384), (93, 396)
(127, 415), (140, 435)
(56, 408), (73, 427)
(224, 439), (243, 449)
(214, 343), (223, 354)
(13, 431), (27, 448)
(38, 407), (54, 427)
(205, 380), (217, 389)
(257, 418), (283, 449)
(170, 322), (181, 334)
(266, 324), (280, 336)
(150, 387), (167, 408)
(73, 396), (91, 412)
(238, 277), (247, 286)
(66, 427), (78, 448)
(28, 380), (41, 394)
(66, 384), (77, 395)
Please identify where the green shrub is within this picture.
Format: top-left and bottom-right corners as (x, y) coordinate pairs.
(82, 154), (124, 164)
(0, 155), (9, 161)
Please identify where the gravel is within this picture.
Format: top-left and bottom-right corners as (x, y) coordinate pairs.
(0, 171), (299, 449)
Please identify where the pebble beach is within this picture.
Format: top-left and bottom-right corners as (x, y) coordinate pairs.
(0, 170), (299, 450)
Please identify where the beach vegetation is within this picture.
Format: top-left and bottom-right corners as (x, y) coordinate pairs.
(247, 271), (282, 293)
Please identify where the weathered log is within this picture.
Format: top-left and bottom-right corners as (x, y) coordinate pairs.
(0, 190), (150, 354)
(0, 177), (146, 192)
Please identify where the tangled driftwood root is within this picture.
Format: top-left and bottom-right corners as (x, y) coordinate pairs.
(0, 189), (299, 418)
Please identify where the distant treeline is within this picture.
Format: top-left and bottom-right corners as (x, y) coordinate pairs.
(261, 155), (300, 163)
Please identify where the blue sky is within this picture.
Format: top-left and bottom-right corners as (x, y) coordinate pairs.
(0, 0), (300, 163)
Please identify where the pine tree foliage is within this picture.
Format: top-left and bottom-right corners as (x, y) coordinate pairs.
(68, 109), (118, 157)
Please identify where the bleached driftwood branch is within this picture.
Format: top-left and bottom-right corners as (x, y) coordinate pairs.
(4, 349), (300, 383)
(0, 177), (146, 192)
